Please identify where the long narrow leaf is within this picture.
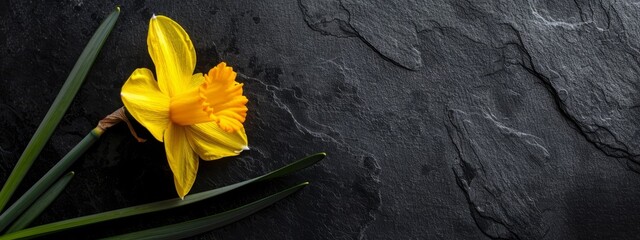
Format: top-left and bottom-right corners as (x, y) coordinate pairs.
(0, 129), (103, 231)
(0, 7), (120, 212)
(6, 172), (75, 233)
(0, 153), (325, 239)
(101, 182), (309, 240)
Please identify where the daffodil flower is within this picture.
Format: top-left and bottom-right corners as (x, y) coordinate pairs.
(120, 15), (249, 198)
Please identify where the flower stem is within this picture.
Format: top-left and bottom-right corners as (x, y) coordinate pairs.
(0, 128), (104, 232)
(0, 7), (120, 212)
(5, 171), (75, 233)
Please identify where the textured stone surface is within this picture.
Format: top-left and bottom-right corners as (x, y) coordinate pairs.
(3, 0), (640, 239)
(448, 109), (549, 239)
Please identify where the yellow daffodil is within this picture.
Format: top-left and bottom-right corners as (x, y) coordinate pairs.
(120, 15), (249, 198)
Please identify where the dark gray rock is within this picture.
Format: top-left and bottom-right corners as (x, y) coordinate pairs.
(448, 109), (549, 239)
(516, 1), (640, 168)
(3, 0), (640, 239)
(299, 0), (422, 70)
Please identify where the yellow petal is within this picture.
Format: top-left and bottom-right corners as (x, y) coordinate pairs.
(148, 15), (196, 97)
(121, 68), (170, 142)
(164, 124), (199, 198)
(189, 73), (204, 89)
(186, 122), (248, 161)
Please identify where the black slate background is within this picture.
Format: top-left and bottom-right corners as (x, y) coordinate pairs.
(2, 0), (640, 239)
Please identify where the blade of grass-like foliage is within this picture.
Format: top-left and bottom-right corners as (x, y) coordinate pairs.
(0, 153), (325, 239)
(6, 172), (75, 233)
(0, 7), (120, 212)
(101, 182), (309, 240)
(0, 129), (103, 232)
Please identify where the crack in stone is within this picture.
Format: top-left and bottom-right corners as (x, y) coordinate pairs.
(297, 0), (357, 38)
(505, 21), (640, 171)
(239, 72), (344, 144)
(238, 72), (382, 238)
(447, 108), (549, 240)
(527, 0), (593, 29)
(297, 0), (422, 70)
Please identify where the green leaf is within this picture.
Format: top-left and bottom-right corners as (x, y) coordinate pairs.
(101, 182), (309, 240)
(0, 153), (325, 239)
(6, 172), (75, 233)
(0, 7), (120, 212)
(0, 129), (102, 232)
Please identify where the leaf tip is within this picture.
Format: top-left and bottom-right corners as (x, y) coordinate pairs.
(311, 152), (326, 161)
